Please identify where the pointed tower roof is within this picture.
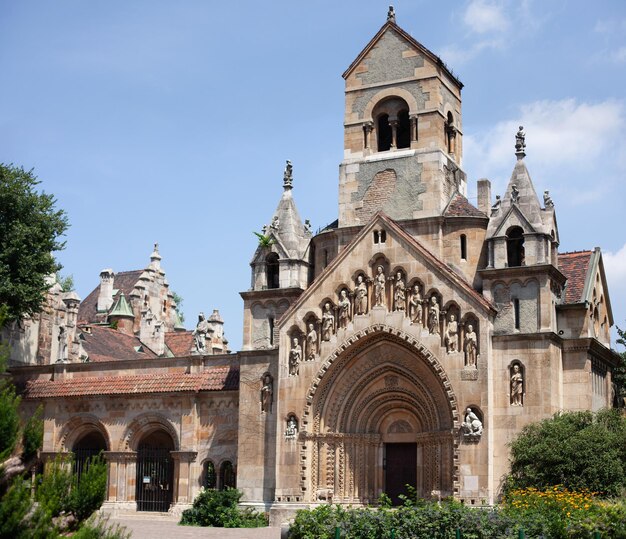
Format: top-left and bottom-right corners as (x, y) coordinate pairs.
(487, 127), (555, 238)
(108, 292), (134, 319)
(259, 160), (312, 259)
(342, 6), (462, 88)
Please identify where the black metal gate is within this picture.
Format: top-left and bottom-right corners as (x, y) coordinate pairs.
(135, 445), (173, 512)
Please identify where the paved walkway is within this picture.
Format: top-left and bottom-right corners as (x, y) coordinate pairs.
(110, 515), (282, 539)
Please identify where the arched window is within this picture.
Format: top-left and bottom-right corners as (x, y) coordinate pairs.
(204, 460), (216, 489)
(506, 227), (525, 267)
(377, 113), (392, 151)
(221, 461), (235, 490)
(266, 253), (279, 289)
(373, 97), (411, 152)
(460, 234), (467, 260)
(445, 111), (456, 154)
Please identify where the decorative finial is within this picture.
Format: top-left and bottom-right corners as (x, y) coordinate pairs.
(387, 5), (396, 23)
(153, 242), (159, 253)
(283, 159), (293, 190)
(515, 125), (526, 159)
(543, 190), (554, 208)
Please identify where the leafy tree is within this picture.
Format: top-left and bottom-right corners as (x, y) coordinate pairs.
(0, 383), (20, 460)
(54, 273), (74, 293)
(180, 488), (267, 528)
(171, 291), (185, 323)
(21, 405), (43, 461)
(0, 164), (68, 323)
(507, 409), (626, 496)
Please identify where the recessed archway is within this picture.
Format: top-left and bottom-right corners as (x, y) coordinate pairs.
(135, 430), (175, 512)
(301, 325), (459, 504)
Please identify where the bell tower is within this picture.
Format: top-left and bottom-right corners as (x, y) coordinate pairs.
(338, 7), (466, 226)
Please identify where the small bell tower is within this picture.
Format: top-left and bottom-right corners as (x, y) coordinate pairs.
(339, 7), (466, 226)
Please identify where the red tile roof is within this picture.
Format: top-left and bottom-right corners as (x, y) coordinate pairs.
(165, 331), (194, 357)
(78, 270), (143, 324)
(444, 194), (487, 218)
(559, 251), (592, 304)
(24, 367), (239, 399)
(78, 325), (158, 362)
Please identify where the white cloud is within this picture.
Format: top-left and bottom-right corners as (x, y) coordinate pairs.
(464, 0), (509, 34)
(464, 99), (625, 194)
(439, 39), (502, 66)
(611, 46), (626, 64)
(604, 242), (626, 326)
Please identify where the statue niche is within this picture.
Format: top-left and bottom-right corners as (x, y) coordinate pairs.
(509, 361), (524, 406)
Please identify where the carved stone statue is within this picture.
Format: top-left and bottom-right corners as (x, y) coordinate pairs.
(511, 184), (520, 203)
(393, 272), (406, 312)
(304, 219), (312, 232)
(515, 125), (526, 155)
(464, 324), (478, 367)
(338, 290), (351, 329)
(261, 373), (273, 413)
(192, 312), (210, 354)
(387, 5), (396, 23)
(374, 265), (386, 307)
(285, 415), (298, 439)
(322, 302), (334, 341)
(355, 274), (368, 315)
(270, 215), (280, 231)
(427, 296), (440, 335)
(445, 314), (458, 353)
(56, 326), (67, 362)
(510, 364), (523, 406)
(306, 323), (317, 360)
(543, 190), (554, 208)
(491, 195), (501, 214)
(409, 284), (422, 324)
(283, 159), (293, 188)
(462, 407), (483, 436)
(289, 337), (301, 376)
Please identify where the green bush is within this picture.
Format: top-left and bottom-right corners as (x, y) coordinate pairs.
(35, 453), (107, 527)
(21, 405), (43, 460)
(180, 488), (267, 528)
(0, 383), (20, 460)
(0, 478), (58, 539)
(68, 455), (107, 522)
(72, 515), (130, 539)
(507, 409), (626, 497)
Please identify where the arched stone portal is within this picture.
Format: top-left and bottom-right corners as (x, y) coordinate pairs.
(302, 326), (458, 504)
(135, 430), (175, 512)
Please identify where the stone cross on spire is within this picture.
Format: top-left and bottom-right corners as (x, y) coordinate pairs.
(283, 160), (293, 190)
(515, 126), (526, 160)
(387, 5), (396, 23)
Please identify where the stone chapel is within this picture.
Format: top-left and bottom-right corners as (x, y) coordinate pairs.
(6, 8), (620, 523)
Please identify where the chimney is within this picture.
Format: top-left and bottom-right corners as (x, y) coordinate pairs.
(477, 179), (491, 216)
(97, 269), (115, 312)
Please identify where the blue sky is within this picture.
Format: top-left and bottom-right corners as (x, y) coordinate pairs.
(1, 0), (625, 351)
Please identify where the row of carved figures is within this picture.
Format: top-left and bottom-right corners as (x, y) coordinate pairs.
(288, 266), (480, 376)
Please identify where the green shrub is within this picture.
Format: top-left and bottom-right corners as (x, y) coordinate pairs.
(180, 488), (267, 528)
(507, 409), (626, 497)
(72, 514), (130, 539)
(68, 455), (107, 522)
(35, 455), (73, 518)
(0, 478), (58, 539)
(22, 405), (43, 460)
(0, 383), (20, 460)
(35, 453), (107, 526)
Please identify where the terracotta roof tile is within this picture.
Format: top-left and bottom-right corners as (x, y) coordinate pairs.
(444, 194), (487, 218)
(559, 251), (592, 304)
(165, 331), (194, 357)
(24, 367), (239, 399)
(79, 325), (158, 362)
(78, 270), (143, 324)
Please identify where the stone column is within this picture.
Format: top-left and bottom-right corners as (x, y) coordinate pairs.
(389, 120), (398, 149)
(363, 122), (373, 150)
(171, 451), (198, 504)
(410, 114), (418, 142)
(103, 451), (136, 503)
